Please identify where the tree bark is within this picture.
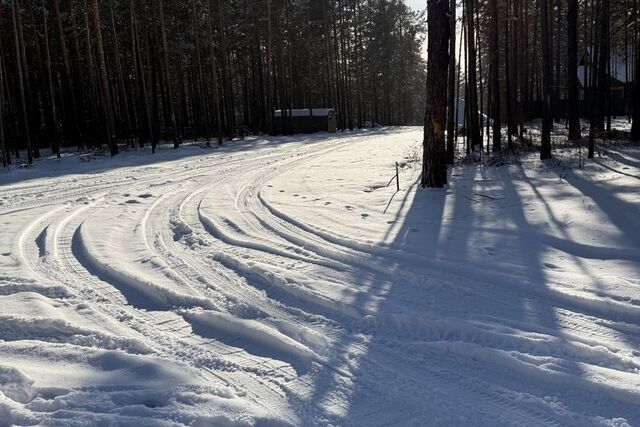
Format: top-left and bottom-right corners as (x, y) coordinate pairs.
(90, 0), (118, 156)
(540, 0), (553, 159)
(158, 0), (180, 147)
(53, 0), (81, 146)
(42, 0), (61, 157)
(0, 42), (6, 167)
(11, 0), (33, 164)
(465, 0), (481, 152)
(489, 0), (501, 152)
(422, 0), (450, 188)
(632, 29), (640, 140)
(446, 0), (456, 164)
(567, 0), (581, 141)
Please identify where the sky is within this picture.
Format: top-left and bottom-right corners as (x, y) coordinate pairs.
(406, 0), (462, 63)
(406, 0), (426, 12)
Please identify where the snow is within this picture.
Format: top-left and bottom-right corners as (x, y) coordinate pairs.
(1, 127), (640, 425)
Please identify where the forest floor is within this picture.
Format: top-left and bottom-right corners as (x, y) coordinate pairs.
(1, 125), (639, 426)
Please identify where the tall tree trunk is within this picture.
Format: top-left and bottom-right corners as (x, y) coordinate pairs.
(422, 0), (450, 188)
(11, 0), (33, 164)
(266, 0), (274, 135)
(465, 0), (481, 152)
(42, 0), (61, 158)
(53, 0), (81, 147)
(488, 0), (501, 152)
(567, 0), (581, 141)
(590, 0), (608, 158)
(540, 0), (553, 159)
(631, 29), (640, 140)
(108, 0), (132, 141)
(90, 0), (118, 156)
(504, 1), (514, 150)
(0, 42), (6, 167)
(158, 0), (180, 147)
(446, 0), (456, 164)
(131, 0), (155, 151)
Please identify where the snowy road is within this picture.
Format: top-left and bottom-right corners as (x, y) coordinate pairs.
(1, 128), (640, 426)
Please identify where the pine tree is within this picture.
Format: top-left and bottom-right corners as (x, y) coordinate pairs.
(540, 0), (553, 159)
(567, 0), (581, 141)
(422, 0), (450, 188)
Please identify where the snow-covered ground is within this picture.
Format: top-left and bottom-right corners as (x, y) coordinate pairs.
(1, 128), (639, 426)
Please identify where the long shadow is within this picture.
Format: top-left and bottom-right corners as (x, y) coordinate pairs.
(593, 158), (640, 180)
(560, 167), (640, 249)
(300, 175), (448, 424)
(304, 161), (640, 425)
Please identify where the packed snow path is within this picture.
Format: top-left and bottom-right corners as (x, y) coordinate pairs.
(1, 128), (640, 426)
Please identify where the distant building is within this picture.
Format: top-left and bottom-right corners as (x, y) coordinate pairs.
(273, 109), (337, 135)
(577, 48), (633, 116)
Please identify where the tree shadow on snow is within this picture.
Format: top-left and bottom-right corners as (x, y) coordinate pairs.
(306, 160), (640, 425)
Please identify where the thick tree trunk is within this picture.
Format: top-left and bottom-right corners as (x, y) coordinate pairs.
(422, 0), (450, 188)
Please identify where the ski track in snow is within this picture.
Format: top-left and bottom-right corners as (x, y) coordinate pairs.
(1, 128), (640, 426)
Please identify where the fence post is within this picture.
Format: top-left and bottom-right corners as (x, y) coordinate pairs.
(396, 162), (400, 191)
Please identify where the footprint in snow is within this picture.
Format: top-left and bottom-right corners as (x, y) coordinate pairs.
(361, 213), (369, 219)
(544, 263), (559, 270)
(138, 193), (153, 199)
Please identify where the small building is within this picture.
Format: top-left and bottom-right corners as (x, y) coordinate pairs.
(577, 48), (633, 116)
(273, 109), (337, 135)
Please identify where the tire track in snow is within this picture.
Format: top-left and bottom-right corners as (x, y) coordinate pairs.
(169, 136), (570, 424)
(196, 131), (640, 425)
(8, 166), (304, 420)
